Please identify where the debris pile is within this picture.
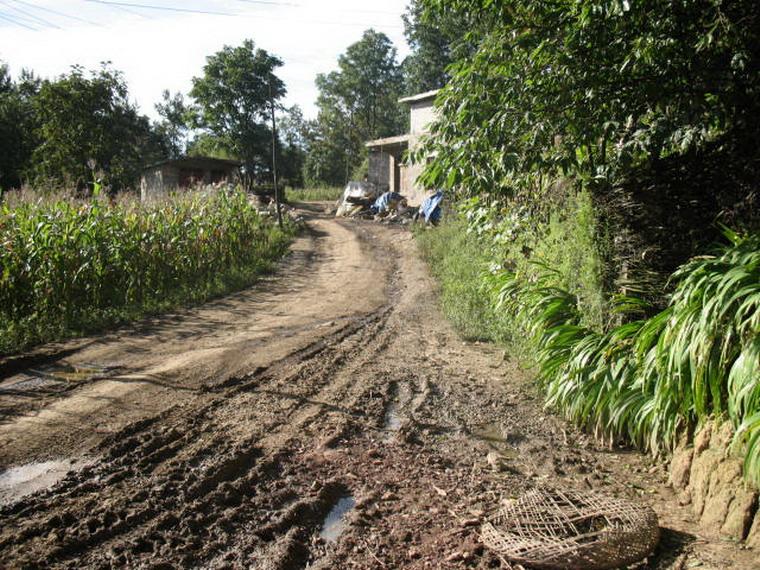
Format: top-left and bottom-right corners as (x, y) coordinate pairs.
(251, 195), (305, 225)
(335, 181), (379, 218)
(335, 181), (443, 226)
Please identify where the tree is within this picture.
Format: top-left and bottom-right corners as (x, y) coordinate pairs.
(277, 105), (310, 188)
(190, 39), (285, 192)
(305, 30), (405, 187)
(31, 64), (159, 191)
(154, 90), (189, 159)
(418, 0), (760, 201)
(0, 65), (40, 190)
(401, 0), (469, 94)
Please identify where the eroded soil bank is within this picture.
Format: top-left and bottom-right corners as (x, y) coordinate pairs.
(0, 206), (754, 568)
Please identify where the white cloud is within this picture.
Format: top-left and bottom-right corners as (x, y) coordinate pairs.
(0, 0), (410, 119)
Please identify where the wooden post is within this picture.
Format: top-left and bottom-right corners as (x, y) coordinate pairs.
(269, 78), (283, 229)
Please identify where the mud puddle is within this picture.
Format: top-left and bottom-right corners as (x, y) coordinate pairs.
(0, 457), (90, 506)
(472, 422), (519, 459)
(319, 495), (356, 543)
(383, 402), (402, 432)
(29, 362), (112, 383)
(0, 362), (115, 393)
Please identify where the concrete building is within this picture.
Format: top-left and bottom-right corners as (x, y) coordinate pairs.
(140, 157), (241, 201)
(365, 89), (439, 205)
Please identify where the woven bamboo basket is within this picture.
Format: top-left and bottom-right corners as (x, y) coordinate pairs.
(480, 488), (659, 569)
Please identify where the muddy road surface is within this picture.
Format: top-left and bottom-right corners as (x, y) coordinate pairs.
(0, 206), (753, 569)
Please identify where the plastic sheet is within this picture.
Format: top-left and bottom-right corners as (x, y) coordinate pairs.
(419, 190), (444, 223)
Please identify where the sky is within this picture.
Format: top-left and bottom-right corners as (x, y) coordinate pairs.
(0, 0), (411, 119)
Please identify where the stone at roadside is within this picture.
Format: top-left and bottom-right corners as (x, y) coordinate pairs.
(669, 440), (694, 490)
(486, 451), (505, 472)
(721, 486), (757, 540)
(694, 424), (713, 455)
(746, 511), (760, 549)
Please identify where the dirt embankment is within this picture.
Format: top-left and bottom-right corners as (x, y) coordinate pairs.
(0, 206), (754, 569)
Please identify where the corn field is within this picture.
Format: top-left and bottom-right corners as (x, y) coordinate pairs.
(486, 231), (760, 485)
(0, 189), (294, 354)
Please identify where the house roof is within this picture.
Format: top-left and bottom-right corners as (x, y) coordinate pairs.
(398, 89), (440, 105)
(365, 134), (411, 149)
(143, 156), (242, 171)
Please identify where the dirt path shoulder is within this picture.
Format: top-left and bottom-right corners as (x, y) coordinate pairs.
(0, 208), (754, 569)
(0, 205), (389, 466)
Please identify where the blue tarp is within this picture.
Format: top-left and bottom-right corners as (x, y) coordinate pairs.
(370, 192), (405, 214)
(419, 190), (444, 223)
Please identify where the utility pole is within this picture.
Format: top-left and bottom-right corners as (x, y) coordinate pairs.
(269, 78), (283, 229)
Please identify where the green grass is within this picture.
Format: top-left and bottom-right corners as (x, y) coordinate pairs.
(0, 189), (297, 355)
(417, 209), (760, 486)
(414, 218), (512, 343)
(285, 186), (343, 202)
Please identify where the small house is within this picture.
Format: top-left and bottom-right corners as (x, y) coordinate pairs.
(140, 156), (241, 201)
(365, 89), (439, 205)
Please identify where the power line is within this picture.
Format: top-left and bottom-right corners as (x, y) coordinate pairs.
(0, 0), (61, 28)
(86, 1), (403, 29)
(228, 0), (299, 6)
(4, 0), (404, 32)
(83, 0), (235, 16)
(0, 2), (40, 26)
(96, 2), (152, 19)
(225, 0), (401, 17)
(9, 0), (100, 26)
(0, 9), (37, 29)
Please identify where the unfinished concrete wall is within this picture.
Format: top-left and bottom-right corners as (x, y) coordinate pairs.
(162, 166), (180, 189)
(140, 167), (164, 202)
(401, 162), (426, 205)
(405, 101), (438, 203)
(409, 100), (437, 135)
(368, 149), (398, 192)
(368, 149), (393, 194)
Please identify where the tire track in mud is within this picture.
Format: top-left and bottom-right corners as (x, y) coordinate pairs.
(0, 297), (397, 569)
(3, 218), (750, 570)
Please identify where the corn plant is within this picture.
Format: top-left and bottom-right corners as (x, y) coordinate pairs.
(0, 189), (294, 354)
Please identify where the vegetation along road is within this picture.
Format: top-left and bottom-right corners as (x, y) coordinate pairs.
(0, 206), (752, 569)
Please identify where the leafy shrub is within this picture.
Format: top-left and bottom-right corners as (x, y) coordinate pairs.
(487, 231), (760, 485)
(465, 188), (609, 331)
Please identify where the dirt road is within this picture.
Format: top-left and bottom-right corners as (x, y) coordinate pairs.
(0, 205), (753, 568)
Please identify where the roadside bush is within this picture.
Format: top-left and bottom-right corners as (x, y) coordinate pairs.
(418, 207), (760, 485)
(486, 231), (760, 485)
(468, 189), (609, 331)
(0, 189), (295, 355)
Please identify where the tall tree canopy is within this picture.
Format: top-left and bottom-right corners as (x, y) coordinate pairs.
(304, 29), (405, 187)
(31, 64), (161, 191)
(277, 105), (310, 188)
(0, 65), (40, 190)
(154, 90), (190, 160)
(190, 40), (285, 191)
(419, 0), (760, 201)
(401, 0), (470, 95)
